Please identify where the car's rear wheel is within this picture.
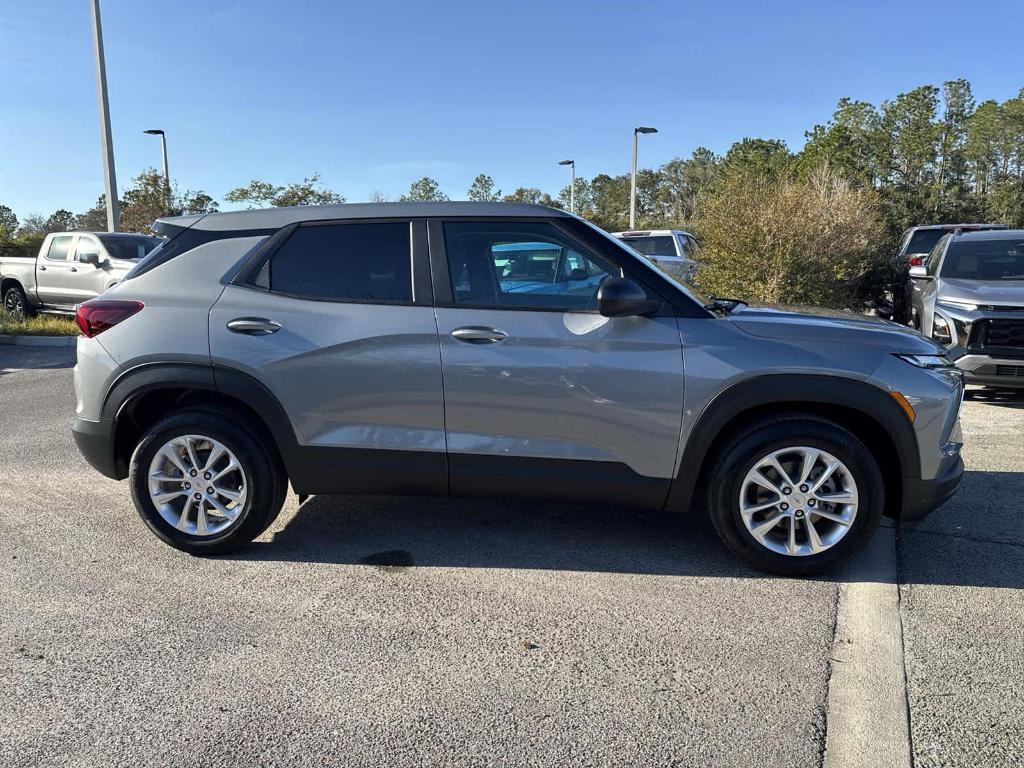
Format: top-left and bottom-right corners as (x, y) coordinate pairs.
(706, 416), (883, 576)
(3, 284), (34, 318)
(129, 409), (286, 554)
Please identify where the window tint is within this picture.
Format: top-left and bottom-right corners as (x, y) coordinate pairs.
(73, 236), (101, 261)
(268, 222), (412, 302)
(97, 234), (160, 260)
(619, 235), (676, 257)
(444, 221), (620, 311)
(905, 228), (948, 256)
(46, 235), (74, 261)
(940, 238), (1024, 280)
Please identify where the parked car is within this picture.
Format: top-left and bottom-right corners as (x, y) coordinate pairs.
(910, 228), (1024, 389)
(891, 223), (1006, 323)
(1, 231), (161, 318)
(612, 229), (700, 282)
(71, 202), (964, 576)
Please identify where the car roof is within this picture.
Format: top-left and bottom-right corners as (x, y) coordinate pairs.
(158, 201), (570, 233)
(908, 223), (1007, 231)
(950, 228), (1024, 241)
(611, 229), (693, 237)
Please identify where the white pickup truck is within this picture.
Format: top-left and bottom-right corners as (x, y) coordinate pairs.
(1, 231), (160, 317)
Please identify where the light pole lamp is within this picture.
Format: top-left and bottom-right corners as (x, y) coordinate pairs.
(630, 126), (657, 229)
(144, 129), (170, 202)
(558, 159), (575, 214)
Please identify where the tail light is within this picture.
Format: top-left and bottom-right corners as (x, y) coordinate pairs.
(75, 300), (144, 338)
(909, 255), (926, 267)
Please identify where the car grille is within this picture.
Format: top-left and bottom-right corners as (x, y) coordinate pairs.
(996, 364), (1024, 377)
(975, 319), (1024, 351)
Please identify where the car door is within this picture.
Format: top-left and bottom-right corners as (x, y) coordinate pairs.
(431, 218), (685, 507)
(68, 234), (112, 304)
(36, 234), (76, 306)
(209, 218), (447, 495)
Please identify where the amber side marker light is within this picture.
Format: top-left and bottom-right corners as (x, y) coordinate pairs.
(889, 391), (917, 423)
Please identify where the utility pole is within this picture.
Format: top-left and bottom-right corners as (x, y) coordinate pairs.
(90, 0), (119, 231)
(630, 127), (657, 229)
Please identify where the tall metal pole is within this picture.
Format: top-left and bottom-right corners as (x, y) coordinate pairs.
(570, 161), (576, 215)
(90, 0), (119, 232)
(159, 133), (169, 192)
(629, 131), (638, 229)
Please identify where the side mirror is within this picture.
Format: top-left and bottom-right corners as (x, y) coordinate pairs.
(908, 265), (929, 279)
(79, 251), (102, 267)
(597, 276), (661, 318)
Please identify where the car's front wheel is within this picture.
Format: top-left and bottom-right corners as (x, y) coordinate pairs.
(706, 416), (883, 576)
(129, 409), (286, 554)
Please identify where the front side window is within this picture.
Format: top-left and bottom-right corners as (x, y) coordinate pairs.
(266, 222), (412, 302)
(46, 235), (74, 261)
(941, 239), (1024, 281)
(444, 221), (619, 311)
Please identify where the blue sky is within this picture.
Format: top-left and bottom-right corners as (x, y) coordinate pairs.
(3, 0), (1023, 218)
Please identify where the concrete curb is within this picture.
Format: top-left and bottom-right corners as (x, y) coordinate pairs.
(0, 334), (77, 347)
(823, 526), (911, 768)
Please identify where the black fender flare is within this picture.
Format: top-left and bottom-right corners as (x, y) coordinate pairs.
(664, 374), (920, 514)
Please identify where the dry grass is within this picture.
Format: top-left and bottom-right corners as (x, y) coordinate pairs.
(0, 313), (79, 336)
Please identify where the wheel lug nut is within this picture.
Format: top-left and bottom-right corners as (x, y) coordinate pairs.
(184, 482), (191, 489)
(193, 492), (202, 500)
(808, 499), (816, 507)
(206, 487), (214, 494)
(800, 484), (809, 492)
(796, 510), (804, 517)
(189, 470), (197, 477)
(204, 473), (212, 480)
(780, 503), (789, 510)
(782, 487), (792, 495)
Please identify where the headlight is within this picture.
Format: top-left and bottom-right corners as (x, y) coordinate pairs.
(938, 299), (978, 312)
(895, 354), (956, 369)
(931, 314), (953, 345)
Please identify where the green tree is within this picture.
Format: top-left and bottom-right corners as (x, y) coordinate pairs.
(467, 174), (500, 201)
(722, 138), (792, 179)
(75, 196), (108, 231)
(696, 165), (887, 309)
(401, 177), (449, 202)
(120, 169), (174, 233)
(225, 173), (343, 208)
(0, 205), (18, 239)
(180, 191), (219, 215)
(45, 209), (76, 232)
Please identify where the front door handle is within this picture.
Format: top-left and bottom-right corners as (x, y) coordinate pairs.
(39, 265), (46, 271)
(227, 317), (281, 336)
(69, 267), (78, 272)
(451, 326), (508, 344)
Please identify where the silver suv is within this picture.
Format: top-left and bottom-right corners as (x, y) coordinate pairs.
(910, 228), (1024, 389)
(72, 203), (965, 575)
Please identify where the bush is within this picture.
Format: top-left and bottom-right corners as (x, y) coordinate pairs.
(694, 165), (890, 309)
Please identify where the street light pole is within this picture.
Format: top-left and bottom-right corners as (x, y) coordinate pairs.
(90, 0), (119, 232)
(559, 159), (575, 214)
(630, 126), (657, 229)
(144, 129), (170, 205)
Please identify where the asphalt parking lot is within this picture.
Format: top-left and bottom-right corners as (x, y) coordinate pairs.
(1, 345), (1021, 768)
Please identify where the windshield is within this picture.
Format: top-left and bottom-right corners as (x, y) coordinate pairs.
(617, 235), (677, 257)
(941, 239), (1024, 280)
(98, 234), (162, 260)
(905, 228), (949, 256)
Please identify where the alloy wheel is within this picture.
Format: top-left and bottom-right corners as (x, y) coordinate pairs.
(738, 446), (859, 557)
(147, 434), (248, 537)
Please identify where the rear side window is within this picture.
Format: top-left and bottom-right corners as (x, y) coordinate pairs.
(621, 235), (676, 257)
(266, 222), (412, 303)
(46, 235), (74, 261)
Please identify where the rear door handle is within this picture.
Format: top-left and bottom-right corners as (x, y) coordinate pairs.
(227, 317), (281, 336)
(69, 267), (78, 272)
(451, 326), (508, 344)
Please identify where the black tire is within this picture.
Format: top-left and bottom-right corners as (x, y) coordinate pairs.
(3, 284), (35, 318)
(706, 415), (883, 577)
(129, 408), (287, 555)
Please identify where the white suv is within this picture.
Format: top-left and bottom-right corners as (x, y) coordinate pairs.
(612, 229), (700, 282)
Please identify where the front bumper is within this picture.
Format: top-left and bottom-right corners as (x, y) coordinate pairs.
(72, 417), (124, 480)
(955, 354), (1024, 389)
(901, 454), (964, 522)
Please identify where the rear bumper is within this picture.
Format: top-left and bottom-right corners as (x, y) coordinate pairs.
(901, 455), (964, 522)
(72, 417), (124, 480)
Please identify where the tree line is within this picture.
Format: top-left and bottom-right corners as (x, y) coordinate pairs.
(3, 79), (1021, 308)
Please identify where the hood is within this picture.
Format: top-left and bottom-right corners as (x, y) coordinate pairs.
(939, 278), (1024, 306)
(729, 303), (943, 353)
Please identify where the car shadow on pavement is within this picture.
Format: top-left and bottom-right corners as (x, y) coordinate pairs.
(0, 346), (75, 376)
(233, 493), (766, 579)
(965, 386), (1024, 409)
(228, 474), (1023, 587)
